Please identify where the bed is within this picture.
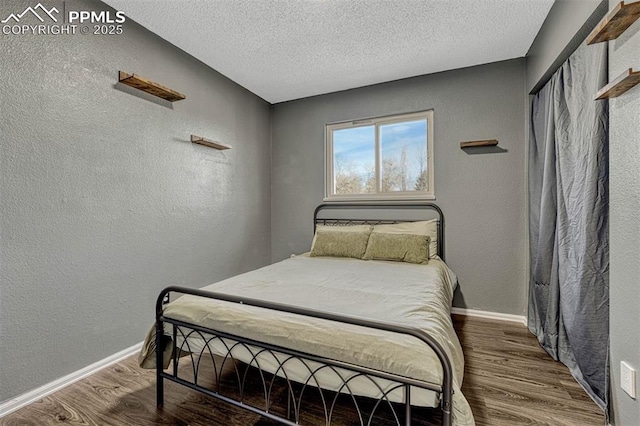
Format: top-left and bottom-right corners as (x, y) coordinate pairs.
(139, 203), (475, 425)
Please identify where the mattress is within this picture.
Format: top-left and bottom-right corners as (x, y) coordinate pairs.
(139, 254), (475, 426)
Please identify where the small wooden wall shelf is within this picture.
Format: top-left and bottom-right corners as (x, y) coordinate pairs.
(460, 139), (499, 148)
(595, 68), (640, 99)
(191, 135), (231, 150)
(118, 71), (186, 102)
(587, 1), (640, 44)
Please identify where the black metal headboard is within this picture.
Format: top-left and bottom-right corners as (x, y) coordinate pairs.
(313, 203), (445, 260)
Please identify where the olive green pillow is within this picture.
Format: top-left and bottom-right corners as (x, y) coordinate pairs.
(362, 233), (430, 264)
(310, 225), (373, 259)
(371, 220), (438, 259)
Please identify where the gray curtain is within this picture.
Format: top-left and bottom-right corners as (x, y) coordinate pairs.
(528, 41), (609, 410)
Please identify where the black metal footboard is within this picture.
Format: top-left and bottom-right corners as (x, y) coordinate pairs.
(155, 286), (454, 426)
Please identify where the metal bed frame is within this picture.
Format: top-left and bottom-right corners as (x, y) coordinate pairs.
(155, 203), (453, 425)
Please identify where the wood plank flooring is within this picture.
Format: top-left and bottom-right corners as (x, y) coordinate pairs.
(1, 315), (606, 426)
(453, 316), (605, 426)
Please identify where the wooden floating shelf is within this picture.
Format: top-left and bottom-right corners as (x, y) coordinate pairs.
(460, 139), (499, 148)
(118, 71), (186, 102)
(191, 135), (232, 150)
(587, 1), (640, 44)
(595, 68), (640, 100)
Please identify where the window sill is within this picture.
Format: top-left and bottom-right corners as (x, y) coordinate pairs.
(323, 194), (436, 203)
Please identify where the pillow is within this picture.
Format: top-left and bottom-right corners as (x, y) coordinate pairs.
(370, 220), (439, 258)
(363, 233), (430, 264)
(310, 225), (372, 259)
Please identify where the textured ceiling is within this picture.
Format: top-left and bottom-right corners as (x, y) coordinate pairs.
(103, 0), (554, 103)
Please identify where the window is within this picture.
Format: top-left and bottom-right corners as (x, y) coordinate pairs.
(325, 110), (434, 201)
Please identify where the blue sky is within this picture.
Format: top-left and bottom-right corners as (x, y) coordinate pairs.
(333, 119), (428, 181)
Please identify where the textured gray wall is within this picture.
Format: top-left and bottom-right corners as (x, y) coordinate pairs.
(608, 3), (640, 423)
(271, 59), (527, 316)
(0, 0), (271, 403)
(525, 0), (606, 93)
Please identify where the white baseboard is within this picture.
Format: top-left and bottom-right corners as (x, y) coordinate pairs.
(0, 342), (142, 418)
(451, 307), (527, 326)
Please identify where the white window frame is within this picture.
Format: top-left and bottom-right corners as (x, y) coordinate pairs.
(324, 110), (435, 201)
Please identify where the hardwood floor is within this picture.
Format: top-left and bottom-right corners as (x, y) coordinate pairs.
(453, 316), (605, 426)
(1, 315), (606, 426)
